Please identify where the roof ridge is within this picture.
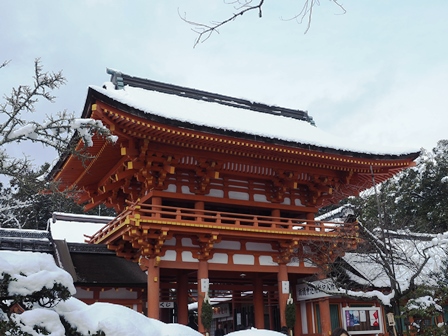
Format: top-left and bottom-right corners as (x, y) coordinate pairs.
(106, 68), (315, 125)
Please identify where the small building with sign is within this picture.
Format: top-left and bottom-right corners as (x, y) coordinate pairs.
(296, 278), (384, 336)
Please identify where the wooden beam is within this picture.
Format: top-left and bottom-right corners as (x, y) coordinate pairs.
(84, 190), (113, 211)
(99, 179), (125, 194)
(113, 168), (138, 182)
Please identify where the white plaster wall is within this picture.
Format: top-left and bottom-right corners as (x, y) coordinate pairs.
(254, 194), (268, 202)
(228, 191), (249, 201)
(295, 199), (303, 206)
(182, 237), (199, 247)
(182, 251), (198, 262)
(259, 255), (277, 266)
(282, 197), (291, 205)
(246, 242), (274, 252)
(214, 240), (241, 250)
(209, 253), (228, 264)
(181, 185), (193, 194)
(161, 250), (177, 261)
(165, 184), (176, 192)
(207, 189), (224, 198)
(287, 259), (300, 267)
(164, 237), (176, 246)
(233, 254), (255, 265)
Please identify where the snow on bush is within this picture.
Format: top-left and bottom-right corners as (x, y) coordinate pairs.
(0, 251), (284, 336)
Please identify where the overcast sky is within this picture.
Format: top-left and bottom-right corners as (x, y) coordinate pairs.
(1, 1), (447, 166)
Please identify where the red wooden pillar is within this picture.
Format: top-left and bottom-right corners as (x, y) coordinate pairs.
(197, 259), (208, 334)
(253, 275), (264, 329)
(294, 301), (303, 336)
(177, 271), (189, 325)
(319, 297), (332, 336)
(272, 209), (280, 217)
(272, 209), (280, 225)
(152, 196), (162, 218)
(306, 302), (314, 333)
(146, 257), (160, 319)
(277, 263), (289, 328)
(306, 212), (315, 222)
(195, 201), (204, 221)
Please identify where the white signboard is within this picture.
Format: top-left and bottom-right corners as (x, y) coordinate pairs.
(201, 278), (209, 293)
(296, 279), (338, 301)
(282, 281), (290, 294)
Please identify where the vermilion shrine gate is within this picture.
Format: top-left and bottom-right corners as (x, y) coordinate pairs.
(51, 70), (419, 334)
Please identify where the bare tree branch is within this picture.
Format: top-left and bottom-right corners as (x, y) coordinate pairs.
(179, 0), (264, 47)
(0, 60), (10, 70)
(180, 0), (346, 47)
(281, 0), (346, 34)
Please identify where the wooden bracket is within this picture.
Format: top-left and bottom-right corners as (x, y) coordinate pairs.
(195, 233), (219, 261)
(274, 239), (299, 264)
(195, 160), (221, 194)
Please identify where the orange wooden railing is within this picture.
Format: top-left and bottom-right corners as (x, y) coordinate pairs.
(88, 202), (357, 244)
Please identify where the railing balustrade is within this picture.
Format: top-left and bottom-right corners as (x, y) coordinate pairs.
(89, 202), (356, 243)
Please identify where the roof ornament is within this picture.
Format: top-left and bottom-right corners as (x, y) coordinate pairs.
(308, 114), (316, 126)
(106, 68), (124, 90)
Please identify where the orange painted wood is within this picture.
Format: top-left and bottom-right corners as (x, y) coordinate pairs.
(277, 263), (289, 328)
(294, 301), (303, 336)
(197, 260), (208, 334)
(144, 257), (160, 319)
(319, 297), (332, 336)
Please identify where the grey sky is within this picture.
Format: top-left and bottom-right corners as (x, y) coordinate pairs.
(1, 1), (447, 167)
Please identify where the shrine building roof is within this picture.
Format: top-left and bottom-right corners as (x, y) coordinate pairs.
(80, 69), (420, 159)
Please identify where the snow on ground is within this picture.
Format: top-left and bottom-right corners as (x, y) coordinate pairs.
(0, 251), (285, 336)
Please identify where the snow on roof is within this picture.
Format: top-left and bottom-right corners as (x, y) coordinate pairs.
(91, 83), (419, 157)
(315, 204), (355, 222)
(50, 212), (113, 243)
(0, 227), (51, 240)
(0, 228), (53, 253)
(343, 231), (448, 290)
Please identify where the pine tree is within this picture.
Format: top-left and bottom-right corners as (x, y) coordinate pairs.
(0, 164), (115, 229)
(201, 294), (213, 334)
(342, 140), (448, 234)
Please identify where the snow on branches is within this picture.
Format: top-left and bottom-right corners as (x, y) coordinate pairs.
(0, 59), (117, 179)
